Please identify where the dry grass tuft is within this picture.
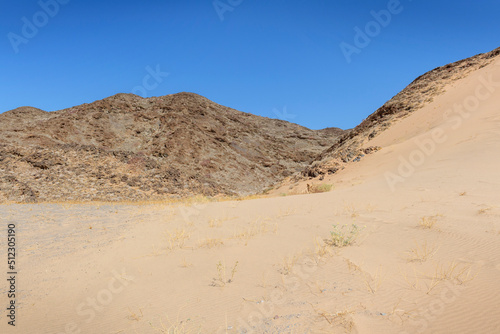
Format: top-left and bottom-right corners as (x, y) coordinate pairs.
(400, 266), (421, 291)
(343, 203), (359, 218)
(276, 207), (295, 218)
(179, 257), (192, 268)
(149, 315), (202, 333)
(418, 215), (439, 229)
(401, 260), (478, 295)
(232, 217), (276, 244)
(313, 237), (333, 261)
(280, 254), (300, 275)
(208, 218), (222, 228)
(363, 267), (384, 294)
(477, 207), (492, 215)
(433, 261), (478, 284)
(197, 238), (224, 249)
(308, 303), (355, 331)
(165, 229), (191, 251)
(208, 216), (236, 228)
(345, 259), (362, 273)
(406, 241), (438, 262)
(127, 307), (144, 321)
(211, 261), (239, 287)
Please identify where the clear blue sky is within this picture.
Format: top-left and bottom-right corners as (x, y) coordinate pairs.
(1, 0), (499, 130)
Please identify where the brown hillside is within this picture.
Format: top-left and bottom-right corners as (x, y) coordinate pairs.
(0, 92), (343, 202)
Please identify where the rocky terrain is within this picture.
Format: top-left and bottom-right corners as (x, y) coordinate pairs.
(0, 93), (343, 202)
(302, 46), (500, 178)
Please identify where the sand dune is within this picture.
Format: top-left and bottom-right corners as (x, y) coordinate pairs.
(2, 58), (500, 333)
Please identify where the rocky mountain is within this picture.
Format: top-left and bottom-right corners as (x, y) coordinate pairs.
(0, 92), (343, 202)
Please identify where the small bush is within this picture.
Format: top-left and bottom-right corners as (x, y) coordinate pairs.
(309, 184), (333, 193)
(327, 224), (363, 247)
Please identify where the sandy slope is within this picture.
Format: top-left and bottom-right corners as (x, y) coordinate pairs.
(1, 59), (500, 334)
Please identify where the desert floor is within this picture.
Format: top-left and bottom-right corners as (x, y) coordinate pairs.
(2, 60), (500, 334)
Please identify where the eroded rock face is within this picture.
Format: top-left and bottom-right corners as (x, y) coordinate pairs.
(0, 92), (343, 202)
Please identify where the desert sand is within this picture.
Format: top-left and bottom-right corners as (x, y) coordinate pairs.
(1, 58), (500, 333)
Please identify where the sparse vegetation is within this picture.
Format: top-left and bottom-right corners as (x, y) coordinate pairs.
(313, 237), (332, 261)
(208, 216), (236, 228)
(197, 238), (224, 249)
(401, 260), (478, 295)
(257, 272), (269, 288)
(345, 259), (362, 273)
(232, 217), (276, 244)
(276, 207), (295, 218)
(327, 224), (364, 247)
(149, 316), (202, 334)
(407, 241), (438, 262)
(342, 203), (359, 218)
(208, 218), (222, 228)
(212, 260), (239, 287)
(433, 261), (477, 285)
(165, 229), (191, 251)
(402, 267), (441, 294)
(478, 207), (492, 215)
(309, 184), (334, 193)
(418, 215), (439, 229)
(127, 307), (144, 321)
(400, 266), (421, 291)
(180, 257), (192, 268)
(424, 277), (442, 295)
(308, 303), (355, 331)
(281, 254), (300, 275)
(363, 267), (384, 294)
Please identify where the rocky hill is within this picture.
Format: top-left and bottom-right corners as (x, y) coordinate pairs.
(0, 92), (343, 202)
(302, 46), (500, 178)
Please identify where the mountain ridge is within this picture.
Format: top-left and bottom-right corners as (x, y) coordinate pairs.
(0, 92), (343, 202)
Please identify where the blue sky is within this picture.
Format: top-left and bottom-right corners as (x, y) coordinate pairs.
(1, 0), (499, 130)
